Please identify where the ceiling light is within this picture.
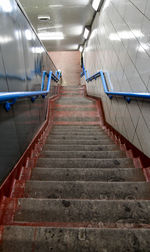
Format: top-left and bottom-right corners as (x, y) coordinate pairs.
(48, 5), (63, 8)
(79, 46), (83, 52)
(67, 25), (83, 36)
(37, 25), (63, 31)
(83, 27), (90, 39)
(92, 0), (102, 11)
(38, 32), (64, 40)
(38, 16), (50, 21)
(67, 44), (79, 50)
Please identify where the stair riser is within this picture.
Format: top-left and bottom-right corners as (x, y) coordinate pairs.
(37, 158), (133, 168)
(31, 168), (145, 182)
(25, 181), (150, 200)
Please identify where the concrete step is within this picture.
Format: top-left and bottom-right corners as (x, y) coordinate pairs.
(40, 150), (125, 159)
(43, 144), (119, 151)
(54, 117), (100, 122)
(52, 125), (101, 129)
(56, 100), (95, 105)
(51, 129), (103, 136)
(61, 93), (81, 95)
(37, 158), (134, 168)
(25, 181), (150, 200)
(46, 139), (113, 145)
(47, 135), (110, 141)
(14, 198), (150, 224)
(50, 131), (105, 136)
(31, 168), (145, 182)
(54, 107), (97, 111)
(54, 117), (99, 122)
(2, 226), (150, 252)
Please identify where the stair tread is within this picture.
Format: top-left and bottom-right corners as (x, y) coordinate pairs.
(37, 157), (134, 168)
(1, 226), (150, 252)
(14, 198), (150, 224)
(25, 181), (150, 200)
(31, 167), (145, 181)
(40, 150), (125, 158)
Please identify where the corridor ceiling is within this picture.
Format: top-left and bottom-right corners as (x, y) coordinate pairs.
(19, 0), (95, 51)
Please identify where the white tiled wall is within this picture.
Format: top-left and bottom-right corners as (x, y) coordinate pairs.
(83, 0), (150, 157)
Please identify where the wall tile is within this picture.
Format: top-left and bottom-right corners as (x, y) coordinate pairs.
(83, 0), (150, 157)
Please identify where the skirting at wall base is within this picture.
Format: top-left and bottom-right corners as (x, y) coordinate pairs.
(83, 85), (150, 182)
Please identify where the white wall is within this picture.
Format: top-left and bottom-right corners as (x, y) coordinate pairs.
(83, 0), (150, 157)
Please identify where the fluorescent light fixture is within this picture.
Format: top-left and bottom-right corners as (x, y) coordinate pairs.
(67, 25), (83, 36)
(83, 27), (90, 39)
(38, 32), (64, 40)
(0, 0), (13, 13)
(79, 46), (83, 52)
(38, 16), (50, 21)
(67, 44), (79, 50)
(38, 25), (63, 31)
(92, 0), (101, 11)
(48, 5), (63, 8)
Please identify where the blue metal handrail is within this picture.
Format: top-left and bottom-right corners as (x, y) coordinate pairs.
(0, 70), (61, 111)
(82, 68), (150, 102)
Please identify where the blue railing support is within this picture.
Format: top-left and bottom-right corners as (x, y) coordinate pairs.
(82, 67), (150, 102)
(0, 70), (61, 111)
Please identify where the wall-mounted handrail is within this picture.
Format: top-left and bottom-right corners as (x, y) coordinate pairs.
(0, 70), (61, 111)
(82, 68), (150, 102)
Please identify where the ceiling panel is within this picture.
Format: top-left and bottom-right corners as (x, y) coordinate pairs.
(18, 0), (94, 51)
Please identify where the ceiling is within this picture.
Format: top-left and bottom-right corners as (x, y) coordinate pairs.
(18, 0), (95, 51)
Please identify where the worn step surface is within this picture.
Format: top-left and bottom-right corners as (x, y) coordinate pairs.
(46, 139), (114, 145)
(37, 157), (134, 168)
(25, 181), (150, 200)
(1, 226), (150, 252)
(43, 144), (119, 151)
(47, 135), (110, 140)
(50, 131), (105, 135)
(40, 150), (125, 159)
(14, 198), (150, 224)
(31, 168), (145, 182)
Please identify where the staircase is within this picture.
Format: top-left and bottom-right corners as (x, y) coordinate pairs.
(1, 86), (150, 251)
